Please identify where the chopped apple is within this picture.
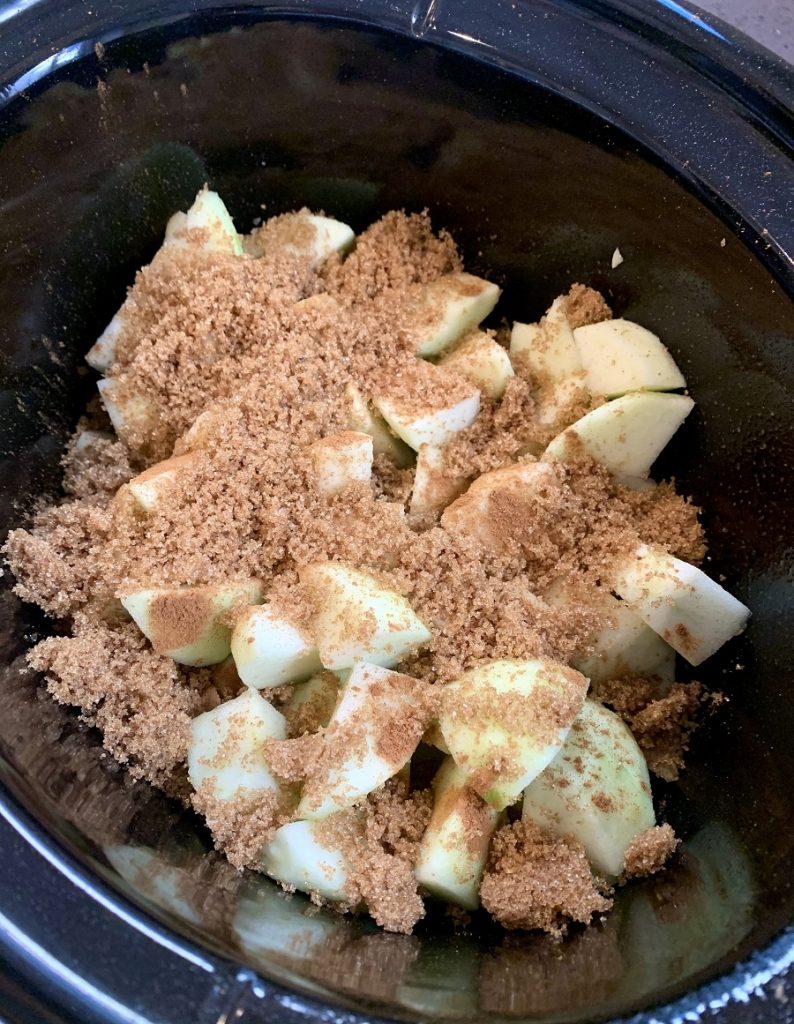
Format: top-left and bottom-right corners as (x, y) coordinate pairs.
(74, 428), (114, 452)
(300, 562), (431, 670)
(307, 431), (373, 496)
(574, 319), (686, 397)
(187, 687), (286, 800)
(510, 296), (581, 381)
(422, 720), (450, 754)
(440, 331), (514, 399)
(411, 273), (501, 357)
(96, 379), (160, 446)
(611, 544), (750, 665)
(414, 757), (501, 909)
(127, 453), (201, 514)
(543, 391), (694, 478)
(439, 658), (588, 811)
(344, 383), (414, 468)
(120, 580), (263, 666)
(262, 817), (356, 901)
(522, 698), (655, 878)
(230, 604), (322, 689)
(284, 671), (341, 733)
(255, 212), (354, 267)
(165, 187), (243, 256)
(298, 662), (432, 819)
(410, 445), (470, 517)
(86, 308), (128, 374)
(374, 361), (480, 451)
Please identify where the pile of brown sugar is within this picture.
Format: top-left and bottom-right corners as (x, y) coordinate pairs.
(5, 207), (709, 935)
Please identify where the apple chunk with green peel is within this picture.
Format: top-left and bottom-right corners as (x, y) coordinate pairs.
(410, 445), (470, 518)
(307, 431), (373, 496)
(262, 817), (357, 901)
(522, 698), (655, 879)
(510, 296), (581, 381)
(300, 562), (431, 670)
(611, 544), (750, 666)
(121, 580), (263, 666)
(438, 658), (589, 811)
(574, 319), (686, 398)
(440, 331), (514, 399)
(127, 453), (201, 514)
(414, 757), (501, 910)
(543, 391), (694, 478)
(374, 360), (480, 451)
(297, 662), (433, 819)
(188, 688), (286, 801)
(344, 383), (414, 468)
(411, 273), (501, 357)
(230, 604), (322, 690)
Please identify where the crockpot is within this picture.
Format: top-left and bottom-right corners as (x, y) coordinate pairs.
(0, 1), (791, 1022)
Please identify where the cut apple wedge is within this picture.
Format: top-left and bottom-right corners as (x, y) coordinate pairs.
(121, 580), (263, 666)
(165, 187), (243, 256)
(96, 379), (160, 446)
(254, 212), (354, 267)
(297, 662), (432, 819)
(438, 658), (589, 811)
(230, 604), (322, 689)
(344, 383), (414, 468)
(374, 360), (480, 451)
(187, 688), (286, 801)
(510, 296), (581, 381)
(307, 431), (373, 496)
(411, 273), (501, 357)
(300, 562), (431, 670)
(410, 445), (470, 518)
(127, 453), (201, 514)
(543, 391), (694, 478)
(522, 698), (655, 879)
(414, 757), (501, 909)
(284, 671), (341, 733)
(440, 331), (514, 399)
(574, 319), (686, 397)
(73, 428), (114, 452)
(611, 545), (750, 665)
(262, 817), (356, 901)
(86, 309), (127, 374)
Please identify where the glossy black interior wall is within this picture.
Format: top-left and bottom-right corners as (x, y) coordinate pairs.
(0, 13), (791, 1024)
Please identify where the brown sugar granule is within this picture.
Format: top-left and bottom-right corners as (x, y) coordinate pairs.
(480, 821), (612, 936)
(563, 283), (612, 329)
(62, 431), (134, 499)
(623, 823), (679, 879)
(264, 733), (324, 784)
(192, 783), (281, 870)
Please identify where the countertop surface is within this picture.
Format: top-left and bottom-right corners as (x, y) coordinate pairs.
(695, 0), (792, 61)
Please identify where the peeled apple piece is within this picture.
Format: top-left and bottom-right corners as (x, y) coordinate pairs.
(284, 671), (341, 733)
(188, 688), (286, 801)
(510, 296), (581, 381)
(410, 445), (470, 518)
(300, 562), (432, 670)
(165, 187), (243, 256)
(440, 330), (514, 399)
(230, 605), (322, 689)
(414, 757), (501, 909)
(344, 383), (414, 468)
(297, 662), (432, 819)
(611, 545), (750, 666)
(522, 699), (655, 879)
(96, 379), (160, 446)
(121, 580), (263, 666)
(543, 391), (694, 478)
(127, 453), (200, 513)
(257, 212), (354, 266)
(262, 817), (355, 901)
(86, 309), (127, 373)
(374, 361), (480, 451)
(574, 319), (686, 397)
(307, 431), (373, 496)
(411, 273), (501, 357)
(438, 658), (589, 811)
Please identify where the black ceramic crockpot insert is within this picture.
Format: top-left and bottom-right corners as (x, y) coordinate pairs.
(0, 3), (791, 1023)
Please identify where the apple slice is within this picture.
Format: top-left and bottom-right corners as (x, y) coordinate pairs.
(440, 331), (514, 399)
(230, 604), (322, 689)
(439, 658), (588, 811)
(410, 445), (470, 518)
(345, 383), (414, 468)
(127, 453), (201, 514)
(121, 580), (263, 666)
(543, 391), (694, 478)
(611, 544), (750, 665)
(574, 319), (686, 397)
(297, 662), (432, 819)
(96, 379), (160, 446)
(411, 273), (501, 357)
(307, 431), (373, 496)
(510, 296), (581, 381)
(414, 757), (501, 909)
(522, 698), (655, 878)
(262, 817), (356, 901)
(74, 429), (114, 452)
(374, 361), (480, 451)
(254, 212), (354, 267)
(188, 687), (286, 800)
(300, 562), (431, 670)
(164, 187), (243, 256)
(544, 580), (675, 683)
(284, 671), (342, 734)
(86, 308), (127, 374)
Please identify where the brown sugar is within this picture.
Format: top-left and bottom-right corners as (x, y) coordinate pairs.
(563, 283), (612, 329)
(623, 823), (679, 879)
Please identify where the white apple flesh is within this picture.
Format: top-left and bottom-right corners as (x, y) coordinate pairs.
(374, 360), (480, 451)
(96, 379), (160, 446)
(307, 431), (373, 496)
(574, 319), (686, 397)
(344, 383), (414, 468)
(230, 604), (322, 689)
(127, 453), (201, 514)
(261, 817), (355, 901)
(440, 331), (514, 399)
(410, 445), (470, 518)
(165, 187), (243, 255)
(510, 296), (581, 381)
(412, 273), (501, 357)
